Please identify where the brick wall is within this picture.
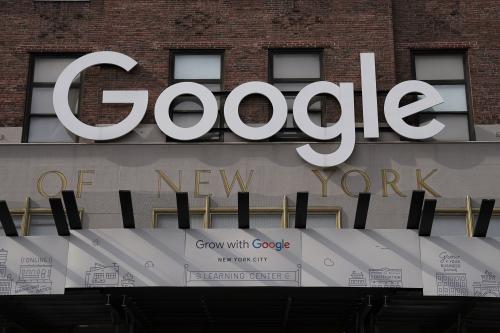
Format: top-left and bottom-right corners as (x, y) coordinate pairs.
(393, 0), (500, 124)
(0, 0), (497, 133)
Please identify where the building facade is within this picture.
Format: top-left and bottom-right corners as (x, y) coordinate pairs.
(0, 1), (499, 332)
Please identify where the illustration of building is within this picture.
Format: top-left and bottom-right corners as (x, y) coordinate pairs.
(85, 263), (119, 287)
(0, 249), (12, 295)
(348, 271), (367, 287)
(369, 268), (403, 288)
(15, 264), (52, 295)
(436, 273), (468, 296)
(473, 271), (500, 297)
(121, 273), (136, 287)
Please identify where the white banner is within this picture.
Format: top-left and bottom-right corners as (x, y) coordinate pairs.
(66, 229), (185, 288)
(301, 229), (422, 288)
(420, 236), (500, 297)
(185, 229), (301, 286)
(0, 236), (68, 295)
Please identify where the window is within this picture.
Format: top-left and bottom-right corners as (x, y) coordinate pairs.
(154, 213), (205, 229)
(269, 50), (322, 139)
(413, 51), (473, 141)
(210, 213), (283, 229)
(288, 211), (340, 229)
(169, 51), (223, 141)
(27, 214), (58, 235)
(431, 209), (469, 236)
(24, 55), (81, 142)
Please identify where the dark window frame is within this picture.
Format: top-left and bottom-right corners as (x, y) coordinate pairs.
(268, 48), (324, 141)
(411, 49), (475, 141)
(168, 49), (225, 142)
(23, 53), (84, 143)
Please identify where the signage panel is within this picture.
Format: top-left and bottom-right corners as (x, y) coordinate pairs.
(66, 229), (185, 288)
(0, 236), (68, 295)
(185, 229), (301, 286)
(420, 236), (500, 297)
(301, 229), (422, 288)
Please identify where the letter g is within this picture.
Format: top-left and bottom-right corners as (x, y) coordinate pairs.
(53, 51), (148, 141)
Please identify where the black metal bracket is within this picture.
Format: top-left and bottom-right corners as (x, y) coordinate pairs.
(406, 190), (425, 229)
(294, 192), (309, 229)
(418, 199), (436, 236)
(238, 192), (249, 229)
(354, 192), (371, 229)
(0, 200), (18, 237)
(473, 199), (495, 237)
(49, 198), (70, 236)
(119, 190), (135, 229)
(62, 190), (82, 230)
(176, 192), (190, 229)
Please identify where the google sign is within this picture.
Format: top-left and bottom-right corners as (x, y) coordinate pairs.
(53, 51), (445, 167)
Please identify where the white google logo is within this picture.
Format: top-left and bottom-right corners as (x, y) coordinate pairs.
(53, 51), (444, 167)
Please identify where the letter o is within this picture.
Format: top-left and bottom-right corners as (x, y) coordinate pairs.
(37, 171), (68, 198)
(341, 169), (372, 197)
(155, 82), (218, 141)
(224, 82), (287, 140)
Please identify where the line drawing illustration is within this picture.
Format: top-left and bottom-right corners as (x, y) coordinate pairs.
(472, 270), (500, 297)
(436, 272), (467, 296)
(348, 271), (367, 287)
(369, 268), (403, 288)
(85, 263), (119, 287)
(0, 249), (13, 295)
(15, 258), (53, 295)
(121, 272), (135, 287)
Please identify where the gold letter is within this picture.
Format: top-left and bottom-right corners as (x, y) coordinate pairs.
(156, 170), (182, 197)
(195, 170), (211, 198)
(381, 169), (407, 197)
(312, 169), (333, 197)
(77, 170), (95, 198)
(37, 171), (68, 198)
(219, 170), (254, 197)
(341, 169), (371, 198)
(416, 169), (441, 197)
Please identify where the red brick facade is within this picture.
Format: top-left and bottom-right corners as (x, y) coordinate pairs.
(0, 0), (497, 131)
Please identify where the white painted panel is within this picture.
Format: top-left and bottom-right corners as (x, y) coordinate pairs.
(301, 229), (422, 288)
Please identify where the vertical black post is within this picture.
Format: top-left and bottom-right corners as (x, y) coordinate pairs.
(0, 201), (18, 237)
(62, 190), (82, 230)
(176, 192), (190, 229)
(406, 190), (425, 229)
(49, 198), (70, 236)
(473, 199), (495, 237)
(238, 192), (249, 229)
(294, 192), (309, 229)
(418, 199), (436, 236)
(354, 192), (371, 229)
(119, 190), (135, 229)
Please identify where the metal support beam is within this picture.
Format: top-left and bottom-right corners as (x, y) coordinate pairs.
(418, 199), (436, 236)
(354, 192), (371, 229)
(49, 198), (70, 236)
(294, 192), (309, 229)
(406, 190), (425, 229)
(238, 192), (249, 229)
(176, 192), (190, 229)
(119, 190), (135, 229)
(62, 190), (82, 230)
(0, 201), (18, 237)
(473, 199), (495, 237)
